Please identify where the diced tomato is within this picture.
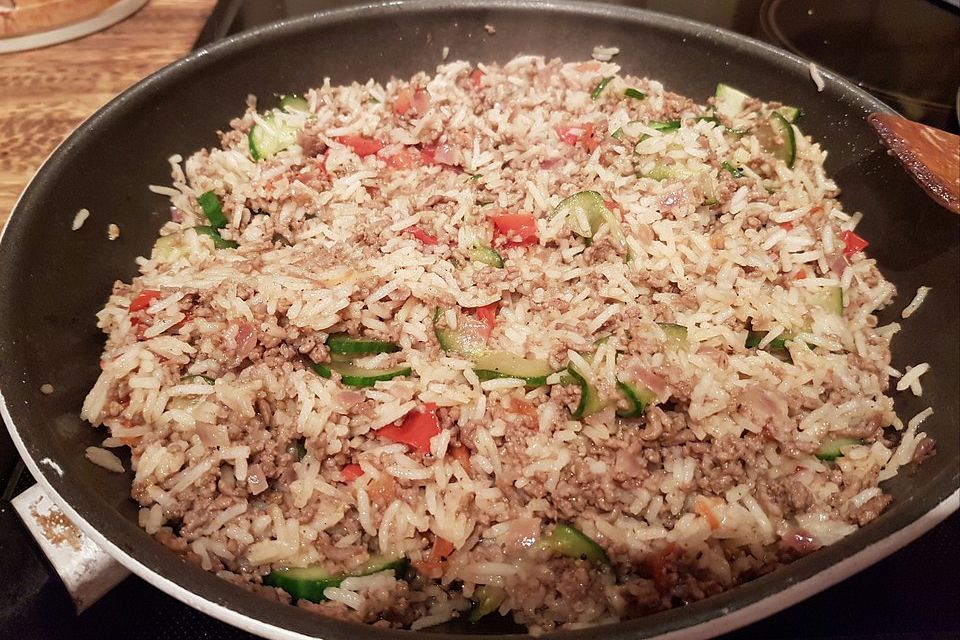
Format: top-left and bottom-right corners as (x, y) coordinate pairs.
(474, 302), (498, 338)
(376, 403), (441, 454)
(414, 536), (456, 579)
(509, 399), (539, 424)
(604, 199), (617, 211)
(384, 147), (419, 170)
(341, 463), (364, 483)
(555, 123), (598, 152)
(411, 88), (431, 114)
(394, 88), (413, 115)
(793, 268), (808, 280)
(469, 69), (485, 89)
(419, 145), (437, 165)
(491, 213), (538, 247)
(337, 135), (384, 157)
(694, 497), (721, 530)
(130, 290), (162, 312)
(576, 60), (601, 72)
(450, 444), (472, 474)
(129, 316), (147, 340)
(779, 221), (794, 231)
(420, 142), (458, 166)
(406, 226), (439, 245)
(841, 230), (869, 257)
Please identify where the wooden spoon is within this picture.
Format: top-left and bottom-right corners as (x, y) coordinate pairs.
(868, 113), (960, 214)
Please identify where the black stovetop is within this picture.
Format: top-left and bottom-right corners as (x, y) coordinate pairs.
(2, 1), (959, 639)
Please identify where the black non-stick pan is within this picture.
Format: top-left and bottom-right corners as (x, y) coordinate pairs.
(1, 2), (957, 638)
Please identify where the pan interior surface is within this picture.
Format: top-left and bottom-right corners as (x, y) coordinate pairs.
(0, 2), (956, 639)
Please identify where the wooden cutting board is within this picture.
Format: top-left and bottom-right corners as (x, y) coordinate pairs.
(0, 0), (215, 227)
(0, 0), (120, 37)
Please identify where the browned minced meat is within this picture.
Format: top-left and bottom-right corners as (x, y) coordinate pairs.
(853, 493), (894, 527)
(911, 437), (937, 465)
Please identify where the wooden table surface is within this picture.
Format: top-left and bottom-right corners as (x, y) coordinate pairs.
(0, 0), (216, 227)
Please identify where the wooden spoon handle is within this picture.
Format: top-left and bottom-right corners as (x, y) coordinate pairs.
(868, 113), (960, 214)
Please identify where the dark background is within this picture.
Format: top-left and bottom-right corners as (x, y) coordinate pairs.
(2, 0), (958, 638)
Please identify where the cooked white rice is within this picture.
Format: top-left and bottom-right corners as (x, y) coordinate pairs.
(80, 55), (934, 631)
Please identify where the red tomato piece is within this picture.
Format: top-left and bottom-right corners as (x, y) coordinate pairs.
(841, 230), (869, 257)
(385, 147), (418, 170)
(337, 135), (384, 157)
(376, 403), (440, 454)
(491, 213), (538, 246)
(555, 123), (596, 150)
(779, 221), (794, 231)
(129, 290), (162, 312)
(341, 463), (364, 483)
(394, 88), (412, 115)
(406, 226), (439, 245)
(474, 302), (498, 338)
(469, 69), (485, 89)
(450, 444), (472, 475)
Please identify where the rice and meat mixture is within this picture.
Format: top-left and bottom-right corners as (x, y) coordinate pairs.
(81, 55), (935, 632)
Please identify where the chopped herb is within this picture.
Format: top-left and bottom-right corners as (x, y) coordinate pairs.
(467, 173), (482, 181)
(624, 88), (646, 100)
(367, 96), (381, 104)
(591, 76), (614, 100)
(722, 161), (743, 178)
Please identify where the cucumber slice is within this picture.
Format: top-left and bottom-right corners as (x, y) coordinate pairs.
(249, 114), (299, 160)
(643, 163), (696, 182)
(309, 361), (411, 388)
(757, 111), (797, 167)
(541, 522), (610, 565)
(152, 234), (185, 260)
(469, 585), (507, 622)
(264, 565), (342, 603)
(433, 307), (489, 358)
(280, 94), (309, 112)
(745, 330), (791, 350)
(180, 374), (215, 385)
(715, 83), (751, 118)
(815, 436), (862, 461)
(566, 362), (607, 419)
(615, 380), (656, 418)
(197, 191), (227, 229)
(611, 120), (645, 140)
(326, 334), (400, 356)
(469, 243), (504, 268)
(192, 226), (238, 249)
(776, 105), (802, 123)
(591, 76), (614, 101)
(473, 352), (553, 387)
(264, 555), (407, 604)
(658, 322), (688, 349)
(809, 286), (843, 316)
(553, 191), (626, 249)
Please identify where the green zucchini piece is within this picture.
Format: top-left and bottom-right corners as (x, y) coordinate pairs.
(745, 330), (791, 350)
(197, 191), (227, 229)
(809, 286), (843, 316)
(326, 334), (400, 356)
(757, 111), (797, 167)
(309, 360), (411, 388)
(473, 352), (553, 387)
(541, 522), (610, 565)
(715, 83), (751, 118)
(658, 323), (688, 349)
(469, 585), (507, 623)
(815, 437), (862, 461)
(280, 94), (309, 112)
(469, 244), (504, 268)
(591, 76), (614, 100)
(264, 555), (408, 603)
(191, 226), (238, 249)
(249, 114), (299, 160)
(433, 307), (489, 358)
(776, 105), (802, 123)
(721, 161), (744, 178)
(624, 88), (646, 100)
(553, 190), (626, 249)
(615, 380), (656, 418)
(180, 374), (215, 385)
(644, 163), (696, 182)
(611, 120), (646, 141)
(566, 362), (607, 419)
(649, 119), (681, 132)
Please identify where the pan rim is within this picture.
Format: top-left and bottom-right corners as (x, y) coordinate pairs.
(1, 1), (956, 639)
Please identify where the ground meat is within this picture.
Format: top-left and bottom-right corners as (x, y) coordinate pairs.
(853, 493), (893, 526)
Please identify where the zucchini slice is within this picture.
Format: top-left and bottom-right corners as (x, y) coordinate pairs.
(473, 352), (553, 387)
(757, 111), (797, 168)
(715, 83), (751, 118)
(249, 114), (299, 160)
(815, 437), (862, 461)
(192, 226), (238, 249)
(541, 522), (610, 565)
(469, 243), (504, 268)
(611, 120), (645, 140)
(658, 323), (688, 349)
(310, 361), (411, 388)
(566, 362), (607, 419)
(615, 380), (656, 418)
(265, 555), (408, 603)
(197, 191), (227, 229)
(280, 94), (310, 112)
(433, 307), (489, 358)
(469, 585), (507, 623)
(326, 334), (400, 356)
(553, 190), (626, 249)
(808, 286), (844, 316)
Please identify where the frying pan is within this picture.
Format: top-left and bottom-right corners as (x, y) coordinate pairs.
(1, 2), (957, 638)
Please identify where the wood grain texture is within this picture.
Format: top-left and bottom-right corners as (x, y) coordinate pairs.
(0, 0), (216, 226)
